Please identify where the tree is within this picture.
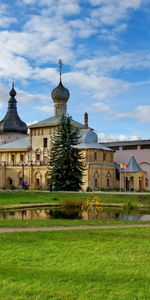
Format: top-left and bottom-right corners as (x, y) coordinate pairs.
(48, 115), (84, 191)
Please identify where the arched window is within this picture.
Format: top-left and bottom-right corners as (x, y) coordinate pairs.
(94, 170), (99, 190)
(94, 151), (97, 161)
(11, 154), (15, 165)
(107, 178), (110, 188)
(95, 178), (97, 188)
(35, 148), (41, 162)
(103, 152), (106, 161)
(7, 177), (13, 186)
(94, 170), (99, 178)
(145, 178), (149, 188)
(34, 171), (41, 188)
(106, 172), (111, 189)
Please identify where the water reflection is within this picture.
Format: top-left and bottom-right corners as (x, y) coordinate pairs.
(0, 207), (150, 221)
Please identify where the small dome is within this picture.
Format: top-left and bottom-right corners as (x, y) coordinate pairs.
(9, 85), (16, 97)
(80, 129), (98, 144)
(51, 80), (70, 102)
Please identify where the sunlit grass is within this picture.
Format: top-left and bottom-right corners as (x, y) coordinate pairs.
(0, 227), (150, 299)
(0, 191), (150, 207)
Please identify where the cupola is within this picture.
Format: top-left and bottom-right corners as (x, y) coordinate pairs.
(51, 59), (70, 116)
(0, 83), (28, 134)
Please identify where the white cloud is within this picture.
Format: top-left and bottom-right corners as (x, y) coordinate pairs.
(69, 19), (95, 38)
(76, 51), (150, 75)
(98, 132), (139, 142)
(0, 51), (32, 79)
(33, 67), (58, 83)
(65, 72), (129, 100)
(34, 105), (53, 115)
(89, 102), (110, 112)
(133, 105), (150, 122)
(19, 0), (80, 15)
(90, 0), (145, 25)
(0, 4), (16, 28)
(89, 101), (150, 124)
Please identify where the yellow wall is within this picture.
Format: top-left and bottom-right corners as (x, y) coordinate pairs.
(0, 125), (120, 191)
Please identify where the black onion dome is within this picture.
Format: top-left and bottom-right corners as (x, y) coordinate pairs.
(51, 80), (70, 102)
(0, 84), (28, 134)
(9, 84), (17, 97)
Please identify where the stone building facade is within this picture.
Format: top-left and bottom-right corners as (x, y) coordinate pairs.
(102, 140), (150, 190)
(0, 74), (117, 191)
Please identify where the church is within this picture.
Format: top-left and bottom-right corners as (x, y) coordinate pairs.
(0, 61), (148, 192)
(0, 64), (118, 191)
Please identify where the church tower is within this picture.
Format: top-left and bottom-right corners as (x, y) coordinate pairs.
(51, 59), (70, 116)
(0, 83), (28, 145)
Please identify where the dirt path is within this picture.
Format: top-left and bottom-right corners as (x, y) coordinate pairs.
(0, 224), (150, 233)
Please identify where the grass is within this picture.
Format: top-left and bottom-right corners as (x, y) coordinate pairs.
(0, 191), (150, 207)
(0, 227), (150, 299)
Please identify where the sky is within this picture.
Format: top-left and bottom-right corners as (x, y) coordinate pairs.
(0, 0), (150, 141)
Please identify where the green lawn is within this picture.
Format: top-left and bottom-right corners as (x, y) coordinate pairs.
(0, 191), (150, 206)
(0, 227), (150, 300)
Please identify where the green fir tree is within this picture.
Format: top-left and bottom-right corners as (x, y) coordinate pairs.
(48, 115), (84, 191)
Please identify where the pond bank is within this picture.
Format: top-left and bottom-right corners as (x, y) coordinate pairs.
(0, 223), (150, 233)
(0, 202), (150, 211)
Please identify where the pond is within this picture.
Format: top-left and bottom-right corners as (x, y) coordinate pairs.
(0, 206), (150, 221)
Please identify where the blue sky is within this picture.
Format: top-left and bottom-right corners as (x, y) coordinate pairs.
(0, 0), (150, 141)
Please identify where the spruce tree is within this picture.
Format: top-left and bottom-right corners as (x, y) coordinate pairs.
(48, 115), (84, 191)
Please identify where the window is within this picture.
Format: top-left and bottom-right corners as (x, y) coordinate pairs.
(122, 145), (137, 150)
(145, 178), (149, 188)
(110, 146), (120, 150)
(36, 154), (40, 161)
(36, 178), (40, 187)
(95, 178), (97, 188)
(11, 154), (15, 165)
(103, 153), (106, 161)
(94, 151), (97, 161)
(7, 177), (13, 186)
(19, 177), (22, 186)
(141, 144), (150, 149)
(20, 154), (24, 162)
(43, 138), (48, 148)
(107, 178), (110, 188)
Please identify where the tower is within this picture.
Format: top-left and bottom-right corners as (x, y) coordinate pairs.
(0, 83), (28, 144)
(51, 59), (70, 116)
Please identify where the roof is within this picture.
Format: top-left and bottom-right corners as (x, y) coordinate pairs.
(0, 84), (28, 134)
(101, 139), (150, 147)
(120, 155), (144, 173)
(127, 156), (142, 172)
(51, 80), (70, 102)
(77, 128), (112, 150)
(29, 115), (87, 129)
(79, 129), (98, 143)
(0, 136), (29, 151)
(75, 143), (112, 151)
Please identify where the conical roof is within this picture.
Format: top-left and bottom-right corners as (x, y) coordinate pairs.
(0, 84), (28, 134)
(127, 155), (142, 172)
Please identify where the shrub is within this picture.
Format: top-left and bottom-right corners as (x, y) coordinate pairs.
(6, 184), (16, 190)
(86, 187), (92, 192)
(123, 201), (138, 214)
